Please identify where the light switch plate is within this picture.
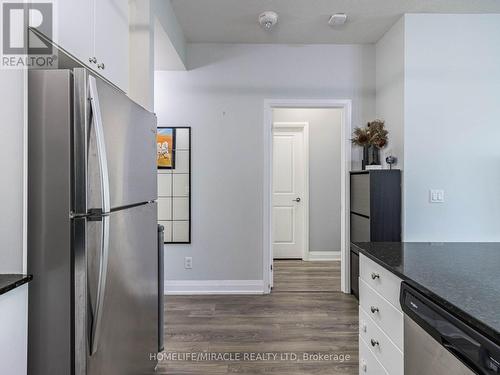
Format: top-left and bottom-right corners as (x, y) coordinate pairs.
(429, 189), (445, 203)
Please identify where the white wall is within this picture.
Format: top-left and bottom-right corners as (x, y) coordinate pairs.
(155, 43), (375, 281)
(0, 70), (25, 273)
(403, 14), (500, 241)
(129, 0), (155, 111)
(375, 17), (406, 239)
(152, 0), (187, 70)
(376, 17), (405, 169)
(129, 0), (189, 110)
(272, 108), (343, 253)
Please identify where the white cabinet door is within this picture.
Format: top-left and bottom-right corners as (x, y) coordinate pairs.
(55, 0), (94, 67)
(94, 0), (129, 92)
(359, 279), (404, 350)
(359, 336), (389, 375)
(360, 254), (403, 311)
(359, 307), (403, 374)
(0, 285), (28, 375)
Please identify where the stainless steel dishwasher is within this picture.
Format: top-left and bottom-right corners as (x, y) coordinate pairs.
(401, 282), (500, 375)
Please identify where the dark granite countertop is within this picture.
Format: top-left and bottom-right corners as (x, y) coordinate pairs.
(0, 274), (32, 296)
(352, 242), (500, 345)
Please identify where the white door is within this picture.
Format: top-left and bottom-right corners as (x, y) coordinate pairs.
(272, 127), (306, 259)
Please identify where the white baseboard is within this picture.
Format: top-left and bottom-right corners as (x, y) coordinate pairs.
(307, 251), (341, 261)
(165, 279), (265, 295)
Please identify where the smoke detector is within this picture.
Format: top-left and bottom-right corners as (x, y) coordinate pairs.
(258, 11), (278, 31)
(328, 13), (348, 26)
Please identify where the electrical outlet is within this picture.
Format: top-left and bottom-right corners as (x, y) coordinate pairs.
(184, 257), (193, 269)
(429, 189), (445, 203)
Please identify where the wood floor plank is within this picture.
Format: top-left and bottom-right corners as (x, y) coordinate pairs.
(272, 260), (341, 292)
(160, 260), (358, 374)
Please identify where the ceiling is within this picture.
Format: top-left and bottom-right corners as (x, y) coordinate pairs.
(171, 0), (500, 44)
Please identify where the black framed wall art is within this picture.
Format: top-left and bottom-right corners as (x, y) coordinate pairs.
(157, 127), (191, 243)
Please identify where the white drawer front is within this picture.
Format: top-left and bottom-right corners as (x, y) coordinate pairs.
(359, 307), (403, 375)
(359, 278), (403, 349)
(359, 336), (389, 375)
(360, 254), (402, 311)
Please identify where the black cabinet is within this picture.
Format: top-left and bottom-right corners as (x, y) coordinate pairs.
(349, 170), (401, 298)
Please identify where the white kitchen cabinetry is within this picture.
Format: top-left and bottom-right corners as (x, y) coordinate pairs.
(0, 285), (28, 375)
(56, 0), (93, 68)
(93, 0), (129, 91)
(359, 307), (403, 375)
(358, 254), (404, 375)
(359, 279), (403, 349)
(359, 336), (389, 375)
(360, 253), (402, 307)
(55, 0), (129, 92)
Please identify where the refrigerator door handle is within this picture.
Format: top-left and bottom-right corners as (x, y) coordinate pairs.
(89, 215), (110, 355)
(88, 75), (111, 355)
(88, 75), (111, 214)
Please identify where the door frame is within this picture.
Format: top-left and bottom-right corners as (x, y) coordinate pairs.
(272, 122), (310, 261)
(263, 99), (352, 294)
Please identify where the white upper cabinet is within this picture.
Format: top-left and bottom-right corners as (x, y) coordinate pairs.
(55, 0), (129, 92)
(94, 0), (129, 92)
(56, 0), (93, 67)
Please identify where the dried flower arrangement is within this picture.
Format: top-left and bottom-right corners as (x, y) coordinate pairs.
(351, 120), (388, 149)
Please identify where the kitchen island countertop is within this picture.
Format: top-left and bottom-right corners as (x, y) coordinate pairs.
(352, 242), (500, 345)
(0, 274), (32, 296)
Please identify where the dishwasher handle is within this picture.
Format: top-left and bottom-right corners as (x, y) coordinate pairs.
(442, 340), (484, 375)
(400, 282), (500, 375)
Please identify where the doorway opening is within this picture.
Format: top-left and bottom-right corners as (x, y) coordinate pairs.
(263, 100), (352, 294)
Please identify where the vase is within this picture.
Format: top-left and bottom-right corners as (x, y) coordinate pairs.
(368, 145), (380, 165)
(362, 145), (380, 169)
(362, 146), (369, 170)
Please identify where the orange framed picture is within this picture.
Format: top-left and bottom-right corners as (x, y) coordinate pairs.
(157, 127), (175, 169)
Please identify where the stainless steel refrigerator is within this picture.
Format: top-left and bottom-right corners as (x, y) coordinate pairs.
(28, 67), (159, 375)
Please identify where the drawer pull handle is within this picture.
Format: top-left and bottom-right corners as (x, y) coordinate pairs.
(370, 306), (379, 313)
(361, 321), (367, 333)
(371, 272), (380, 280)
(361, 359), (367, 372)
(370, 339), (380, 347)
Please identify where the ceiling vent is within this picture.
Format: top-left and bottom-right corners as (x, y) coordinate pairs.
(328, 13), (348, 27)
(258, 11), (279, 31)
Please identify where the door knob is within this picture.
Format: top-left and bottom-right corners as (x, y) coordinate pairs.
(293, 197), (301, 202)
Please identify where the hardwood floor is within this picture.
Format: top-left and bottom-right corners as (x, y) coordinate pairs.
(273, 260), (341, 292)
(155, 261), (358, 374)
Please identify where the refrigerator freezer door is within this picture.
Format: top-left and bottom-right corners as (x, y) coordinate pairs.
(85, 202), (158, 375)
(79, 69), (157, 212)
(28, 69), (74, 375)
